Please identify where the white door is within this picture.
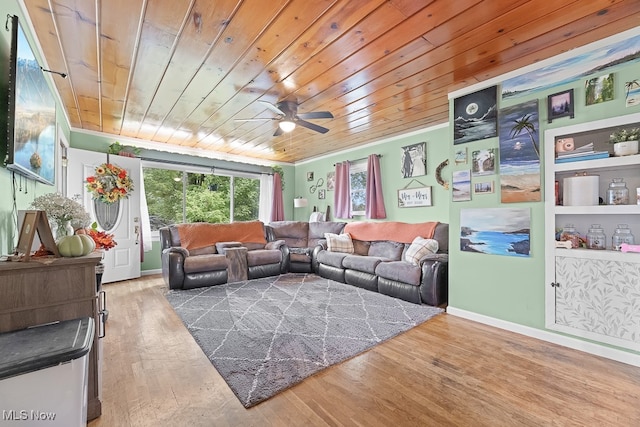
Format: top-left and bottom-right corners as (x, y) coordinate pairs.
(67, 148), (141, 283)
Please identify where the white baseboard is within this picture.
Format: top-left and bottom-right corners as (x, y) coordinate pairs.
(141, 269), (162, 276)
(447, 306), (640, 368)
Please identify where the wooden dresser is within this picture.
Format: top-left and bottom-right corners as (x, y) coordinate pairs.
(0, 253), (104, 420)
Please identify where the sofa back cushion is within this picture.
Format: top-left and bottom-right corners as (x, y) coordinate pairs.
(368, 241), (404, 260)
(433, 222), (449, 253)
(352, 239), (370, 256)
(268, 221), (309, 248)
(309, 221), (346, 247)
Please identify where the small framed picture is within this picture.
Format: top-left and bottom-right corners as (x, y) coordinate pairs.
(318, 189), (325, 200)
(585, 74), (614, 105)
(474, 181), (494, 194)
(547, 89), (574, 123)
(307, 172), (314, 181)
(454, 147), (467, 165)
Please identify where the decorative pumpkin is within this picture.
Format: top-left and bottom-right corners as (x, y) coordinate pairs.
(57, 234), (96, 257)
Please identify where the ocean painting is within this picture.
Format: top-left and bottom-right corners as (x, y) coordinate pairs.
(625, 79), (640, 107)
(452, 170), (471, 202)
(499, 99), (541, 203)
(453, 86), (497, 145)
(460, 208), (531, 257)
(502, 33), (640, 100)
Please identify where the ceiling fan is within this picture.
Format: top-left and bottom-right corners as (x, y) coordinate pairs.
(235, 100), (334, 136)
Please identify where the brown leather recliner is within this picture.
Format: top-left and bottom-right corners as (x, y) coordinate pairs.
(159, 221), (287, 290)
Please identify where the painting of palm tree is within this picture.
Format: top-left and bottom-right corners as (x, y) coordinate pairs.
(498, 100), (541, 203)
(625, 79), (640, 107)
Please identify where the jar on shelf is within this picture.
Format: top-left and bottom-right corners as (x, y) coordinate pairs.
(560, 224), (581, 248)
(606, 178), (629, 205)
(586, 224), (606, 250)
(612, 224), (635, 251)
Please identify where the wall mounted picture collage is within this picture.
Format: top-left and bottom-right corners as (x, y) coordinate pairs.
(452, 31), (640, 257)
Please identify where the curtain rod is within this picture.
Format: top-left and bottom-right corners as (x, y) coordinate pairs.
(334, 154), (381, 167)
(140, 156), (272, 175)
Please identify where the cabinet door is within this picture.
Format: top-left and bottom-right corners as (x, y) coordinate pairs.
(554, 256), (640, 350)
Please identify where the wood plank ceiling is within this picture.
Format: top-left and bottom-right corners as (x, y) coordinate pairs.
(21, 0), (640, 164)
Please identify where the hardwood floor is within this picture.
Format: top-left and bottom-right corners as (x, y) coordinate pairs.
(88, 275), (640, 426)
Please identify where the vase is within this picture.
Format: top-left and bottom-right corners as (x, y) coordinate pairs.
(613, 140), (639, 157)
(55, 220), (74, 241)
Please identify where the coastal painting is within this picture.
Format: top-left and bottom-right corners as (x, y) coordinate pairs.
(460, 208), (531, 257)
(626, 79), (640, 107)
(502, 32), (640, 100)
(452, 170), (471, 202)
(499, 99), (541, 203)
(453, 86), (497, 145)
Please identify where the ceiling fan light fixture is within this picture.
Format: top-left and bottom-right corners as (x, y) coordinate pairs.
(279, 120), (296, 133)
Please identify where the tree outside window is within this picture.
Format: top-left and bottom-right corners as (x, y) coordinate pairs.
(349, 161), (367, 216)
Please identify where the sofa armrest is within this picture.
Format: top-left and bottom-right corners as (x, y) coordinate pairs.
(311, 244), (326, 272)
(420, 255), (448, 307)
(161, 247), (189, 289)
(215, 241), (243, 254)
(265, 239), (285, 250)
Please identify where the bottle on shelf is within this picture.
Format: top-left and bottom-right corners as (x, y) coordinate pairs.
(560, 224), (581, 248)
(586, 224), (606, 250)
(612, 224), (635, 251)
(606, 178), (629, 205)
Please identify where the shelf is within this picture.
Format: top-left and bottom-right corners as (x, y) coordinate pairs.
(554, 247), (640, 262)
(554, 205), (640, 215)
(554, 154), (640, 172)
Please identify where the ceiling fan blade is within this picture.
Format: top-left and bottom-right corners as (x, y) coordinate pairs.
(258, 100), (286, 116)
(296, 119), (330, 134)
(296, 111), (333, 120)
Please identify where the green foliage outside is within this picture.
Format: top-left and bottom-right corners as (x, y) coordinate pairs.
(143, 168), (259, 229)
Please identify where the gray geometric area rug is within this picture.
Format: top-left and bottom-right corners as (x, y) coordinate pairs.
(165, 273), (443, 408)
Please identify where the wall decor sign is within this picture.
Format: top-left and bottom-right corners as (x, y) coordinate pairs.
(401, 142), (427, 178)
(460, 207), (531, 257)
(585, 73), (614, 105)
(307, 172), (314, 181)
(318, 189), (326, 200)
(453, 86), (498, 145)
(498, 99), (541, 203)
(547, 89), (574, 123)
(398, 186), (432, 208)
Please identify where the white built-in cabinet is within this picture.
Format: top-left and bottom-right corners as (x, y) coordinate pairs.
(544, 112), (640, 353)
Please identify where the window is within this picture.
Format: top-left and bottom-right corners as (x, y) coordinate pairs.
(143, 164), (260, 232)
(349, 161), (367, 216)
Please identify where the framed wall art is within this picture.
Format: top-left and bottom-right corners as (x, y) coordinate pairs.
(401, 142), (426, 178)
(547, 89), (574, 123)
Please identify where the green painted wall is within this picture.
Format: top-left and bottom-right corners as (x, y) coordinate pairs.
(0, 1), (70, 255)
(447, 60), (640, 347)
(294, 125), (451, 223)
